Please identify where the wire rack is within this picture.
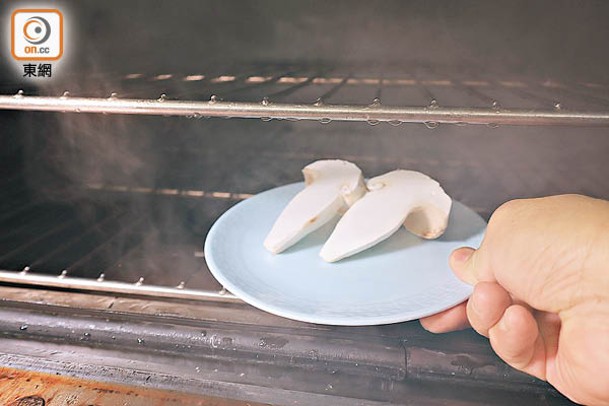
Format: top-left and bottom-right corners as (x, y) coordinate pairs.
(0, 269), (240, 302)
(0, 179), (243, 303)
(1, 65), (609, 126)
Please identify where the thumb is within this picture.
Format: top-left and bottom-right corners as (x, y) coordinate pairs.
(449, 246), (494, 286)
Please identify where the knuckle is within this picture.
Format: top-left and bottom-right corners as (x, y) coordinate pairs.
(487, 198), (533, 236)
(491, 199), (521, 223)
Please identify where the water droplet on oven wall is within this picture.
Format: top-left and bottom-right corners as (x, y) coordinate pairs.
(209, 94), (219, 103)
(61, 90), (70, 98)
(261, 117), (273, 122)
(370, 97), (381, 107)
(19, 324), (28, 331)
(137, 338), (145, 345)
(308, 350), (320, 361)
(313, 98), (323, 106)
(193, 113), (202, 119)
(424, 121), (439, 129)
(428, 99), (439, 109)
(108, 92), (118, 99)
(367, 119), (380, 126)
(388, 120), (402, 126)
(491, 100), (500, 110)
(554, 102), (562, 110)
(319, 118), (332, 124)
(157, 93), (167, 102)
(14, 90), (24, 98)
(261, 97), (270, 106)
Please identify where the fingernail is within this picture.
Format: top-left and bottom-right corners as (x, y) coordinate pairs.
(452, 248), (474, 264)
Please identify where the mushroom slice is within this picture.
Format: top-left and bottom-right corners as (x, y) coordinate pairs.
(264, 160), (366, 254)
(320, 170), (452, 262)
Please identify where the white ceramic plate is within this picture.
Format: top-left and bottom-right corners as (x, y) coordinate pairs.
(205, 183), (486, 326)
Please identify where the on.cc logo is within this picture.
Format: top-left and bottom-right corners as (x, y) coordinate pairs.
(11, 9), (63, 61)
(23, 16), (51, 45)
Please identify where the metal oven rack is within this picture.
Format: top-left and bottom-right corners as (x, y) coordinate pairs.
(0, 179), (245, 303)
(2, 65), (609, 126)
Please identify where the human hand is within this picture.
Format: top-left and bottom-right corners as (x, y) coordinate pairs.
(420, 195), (609, 405)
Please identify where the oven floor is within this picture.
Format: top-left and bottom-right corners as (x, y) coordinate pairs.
(0, 367), (266, 406)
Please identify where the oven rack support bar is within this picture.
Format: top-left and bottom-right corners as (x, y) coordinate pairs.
(1, 95), (609, 126)
(0, 270), (242, 303)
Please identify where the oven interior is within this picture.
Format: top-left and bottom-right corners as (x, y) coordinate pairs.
(1, 1), (608, 404)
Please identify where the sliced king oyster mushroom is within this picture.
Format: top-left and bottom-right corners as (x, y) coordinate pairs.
(320, 170), (452, 262)
(264, 160), (366, 254)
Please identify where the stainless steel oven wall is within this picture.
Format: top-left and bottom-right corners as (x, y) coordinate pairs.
(30, 0), (609, 82)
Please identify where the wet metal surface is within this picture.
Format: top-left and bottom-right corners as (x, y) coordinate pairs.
(0, 286), (576, 405)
